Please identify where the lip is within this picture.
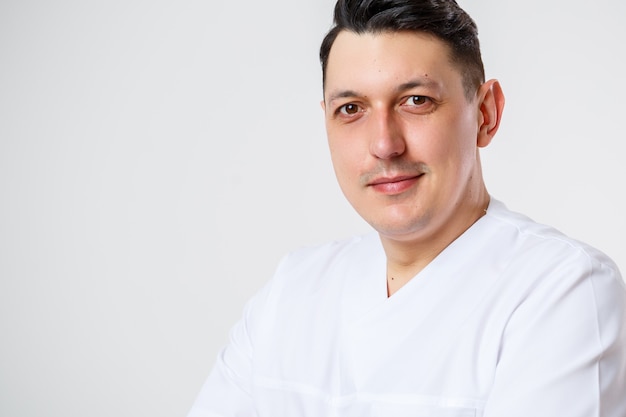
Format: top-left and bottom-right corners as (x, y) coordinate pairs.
(368, 174), (423, 195)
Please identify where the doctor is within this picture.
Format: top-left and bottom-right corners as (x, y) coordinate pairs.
(188, 0), (626, 416)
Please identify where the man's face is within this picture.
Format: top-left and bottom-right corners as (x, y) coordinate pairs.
(323, 31), (487, 243)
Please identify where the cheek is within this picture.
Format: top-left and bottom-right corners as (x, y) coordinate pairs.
(438, 109), (478, 159)
(407, 114), (477, 181)
(405, 123), (454, 163)
(327, 136), (354, 182)
(327, 128), (362, 173)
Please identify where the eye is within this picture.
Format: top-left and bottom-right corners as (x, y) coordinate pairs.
(400, 95), (435, 114)
(338, 103), (361, 115)
(403, 95), (429, 106)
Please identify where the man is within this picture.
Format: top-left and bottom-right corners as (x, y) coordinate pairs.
(188, 0), (626, 416)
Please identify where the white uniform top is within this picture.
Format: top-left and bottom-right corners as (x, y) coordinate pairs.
(187, 198), (626, 417)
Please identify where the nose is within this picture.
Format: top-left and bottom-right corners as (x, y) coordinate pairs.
(369, 110), (406, 159)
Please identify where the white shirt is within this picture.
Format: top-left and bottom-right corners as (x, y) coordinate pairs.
(188, 198), (626, 417)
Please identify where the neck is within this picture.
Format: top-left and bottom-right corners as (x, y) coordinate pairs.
(383, 191), (490, 296)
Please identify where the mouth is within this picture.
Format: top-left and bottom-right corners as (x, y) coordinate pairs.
(367, 173), (424, 195)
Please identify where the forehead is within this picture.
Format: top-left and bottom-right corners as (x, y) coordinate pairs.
(324, 30), (462, 99)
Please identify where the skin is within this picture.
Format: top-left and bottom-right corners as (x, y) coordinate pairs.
(322, 31), (505, 296)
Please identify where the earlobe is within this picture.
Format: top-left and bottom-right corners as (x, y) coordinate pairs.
(476, 79), (505, 148)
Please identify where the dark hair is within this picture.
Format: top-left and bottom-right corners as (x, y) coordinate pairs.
(319, 0), (485, 99)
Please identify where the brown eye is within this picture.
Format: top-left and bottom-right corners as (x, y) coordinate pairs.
(407, 95), (428, 106)
(339, 103), (360, 115)
(400, 95), (434, 114)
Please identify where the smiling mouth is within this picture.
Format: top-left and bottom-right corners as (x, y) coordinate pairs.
(368, 173), (424, 195)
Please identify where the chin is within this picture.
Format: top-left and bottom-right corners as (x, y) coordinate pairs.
(368, 214), (432, 242)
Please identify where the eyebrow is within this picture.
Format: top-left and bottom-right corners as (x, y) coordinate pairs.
(326, 89), (361, 104)
(395, 78), (440, 93)
(326, 77), (440, 104)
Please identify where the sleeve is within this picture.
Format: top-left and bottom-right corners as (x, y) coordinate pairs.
(483, 254), (626, 417)
(186, 278), (274, 417)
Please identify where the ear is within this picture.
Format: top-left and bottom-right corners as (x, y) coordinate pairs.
(476, 79), (505, 148)
(320, 99), (326, 112)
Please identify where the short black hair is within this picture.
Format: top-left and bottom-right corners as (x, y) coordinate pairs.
(320, 0), (485, 99)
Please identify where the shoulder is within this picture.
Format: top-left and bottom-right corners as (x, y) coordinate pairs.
(484, 199), (625, 338)
(272, 232), (381, 284)
(486, 198), (622, 281)
(481, 201), (626, 417)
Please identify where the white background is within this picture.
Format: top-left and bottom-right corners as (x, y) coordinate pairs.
(1, 0), (624, 416)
